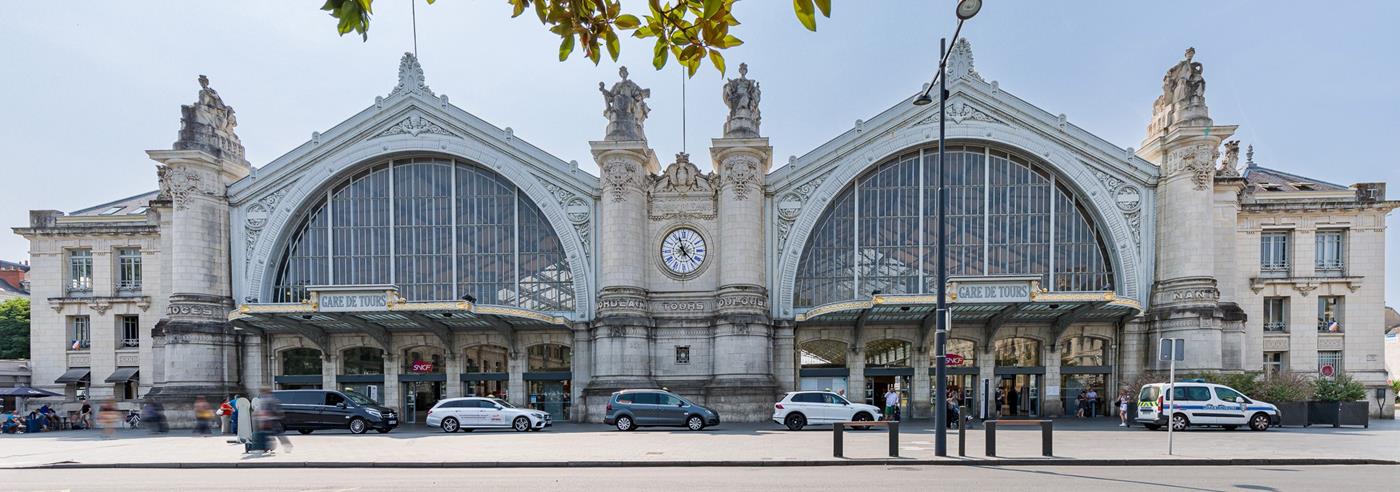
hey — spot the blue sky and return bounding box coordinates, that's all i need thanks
[1,0,1396,306]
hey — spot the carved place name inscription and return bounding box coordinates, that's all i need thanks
[1171,289,1218,301]
[319,293,389,312]
[955,283,1031,303]
[599,298,646,310]
[717,296,766,308]
[660,301,705,311]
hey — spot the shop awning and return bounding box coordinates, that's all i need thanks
[104,367,140,383]
[55,368,90,384]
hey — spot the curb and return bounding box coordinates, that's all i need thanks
[14,458,1397,469]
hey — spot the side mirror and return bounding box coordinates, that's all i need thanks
[495,405,504,410]
[1234,397,1245,404]
[336,402,347,408]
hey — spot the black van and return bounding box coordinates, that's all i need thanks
[271,389,398,434]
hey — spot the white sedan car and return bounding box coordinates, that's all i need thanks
[772,391,882,431]
[426,397,552,432]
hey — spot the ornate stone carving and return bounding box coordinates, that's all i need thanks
[599,66,651,141]
[653,153,715,195]
[388,52,435,98]
[722,63,762,138]
[909,100,1000,127]
[1166,143,1218,190]
[1217,140,1241,177]
[775,174,829,253]
[174,75,246,163]
[720,155,761,200]
[158,165,218,211]
[1147,47,1210,136]
[244,188,289,261]
[375,115,456,138]
[535,176,594,259]
[1090,168,1143,249]
[945,38,985,83]
[602,157,642,202]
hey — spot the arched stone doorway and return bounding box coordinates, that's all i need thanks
[797,339,850,396]
[276,348,322,390]
[525,343,572,420]
[338,346,385,404]
[864,338,913,418]
[993,337,1043,417]
[400,346,446,424]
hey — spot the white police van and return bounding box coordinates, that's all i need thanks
[1135,380,1281,431]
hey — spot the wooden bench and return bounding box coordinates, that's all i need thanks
[832,420,899,458]
[984,419,1053,457]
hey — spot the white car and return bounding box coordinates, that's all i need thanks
[425,397,552,433]
[1135,381,1281,431]
[772,391,882,431]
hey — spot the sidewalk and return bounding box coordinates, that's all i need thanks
[2,418,1396,468]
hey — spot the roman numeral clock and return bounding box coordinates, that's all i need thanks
[659,227,707,277]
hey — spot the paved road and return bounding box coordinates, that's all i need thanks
[1,418,1397,467]
[2,465,1396,491]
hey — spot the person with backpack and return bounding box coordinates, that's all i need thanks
[218,397,234,434]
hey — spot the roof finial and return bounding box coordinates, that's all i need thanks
[1246,144,1255,167]
[389,52,435,98]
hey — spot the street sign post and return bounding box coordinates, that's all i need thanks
[1159,338,1184,455]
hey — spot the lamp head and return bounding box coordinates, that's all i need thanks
[956,0,982,20]
[913,92,933,106]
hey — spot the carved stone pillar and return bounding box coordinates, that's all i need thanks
[321,353,337,392]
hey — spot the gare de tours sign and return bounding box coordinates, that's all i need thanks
[307,285,397,312]
[950,276,1036,303]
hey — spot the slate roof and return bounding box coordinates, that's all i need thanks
[69,190,159,217]
[1242,163,1348,193]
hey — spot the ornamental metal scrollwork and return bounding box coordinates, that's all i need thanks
[1090,168,1144,250]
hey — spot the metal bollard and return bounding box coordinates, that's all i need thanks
[833,422,844,457]
[888,421,899,457]
[985,420,997,457]
[1041,420,1053,457]
[958,405,968,456]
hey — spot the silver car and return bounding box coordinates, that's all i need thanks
[426,397,551,432]
[604,389,720,431]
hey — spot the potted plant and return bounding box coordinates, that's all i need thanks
[1310,374,1369,427]
[1257,371,1314,427]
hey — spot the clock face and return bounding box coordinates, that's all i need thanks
[660,228,707,275]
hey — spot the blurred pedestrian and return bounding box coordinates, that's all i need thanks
[252,387,292,454]
[1117,389,1132,427]
[79,399,92,430]
[883,388,900,421]
[99,400,119,439]
[218,397,234,434]
[1075,390,1088,418]
[193,397,214,436]
[1086,388,1099,418]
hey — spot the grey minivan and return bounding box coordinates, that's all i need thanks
[604,389,720,431]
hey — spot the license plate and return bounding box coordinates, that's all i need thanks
[387,420,397,425]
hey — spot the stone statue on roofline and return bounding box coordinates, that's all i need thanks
[1218,140,1241,177]
[599,66,651,141]
[722,63,762,138]
[174,75,246,163]
[1147,47,1211,136]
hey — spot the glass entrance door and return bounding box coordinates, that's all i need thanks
[528,380,571,420]
[865,375,912,420]
[403,381,443,425]
[996,374,1041,417]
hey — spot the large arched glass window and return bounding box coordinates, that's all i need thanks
[1060,336,1106,367]
[994,338,1042,367]
[463,345,510,373]
[793,145,1113,308]
[527,344,571,372]
[799,340,848,369]
[864,339,912,368]
[340,347,385,375]
[270,156,574,312]
[281,348,322,376]
[943,339,977,368]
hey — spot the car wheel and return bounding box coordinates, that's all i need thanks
[297,429,313,435]
[513,417,531,432]
[1249,413,1271,431]
[1170,414,1189,431]
[686,415,705,431]
[784,413,807,431]
[615,415,635,432]
[1222,425,1238,431]
[852,412,873,430]
[441,417,459,433]
[348,417,368,434]
[1143,424,1161,431]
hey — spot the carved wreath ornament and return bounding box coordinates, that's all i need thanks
[158,165,217,210]
[1167,143,1218,190]
[603,157,640,202]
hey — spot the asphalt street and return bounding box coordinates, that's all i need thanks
[2,465,1396,491]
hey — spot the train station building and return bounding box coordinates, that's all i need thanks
[16,41,1396,424]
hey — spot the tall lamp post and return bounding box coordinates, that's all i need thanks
[912,0,981,457]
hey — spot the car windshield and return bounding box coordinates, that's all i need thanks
[341,390,377,406]
[491,398,515,408]
[1138,386,1159,402]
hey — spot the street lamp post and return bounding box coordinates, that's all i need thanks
[913,0,981,458]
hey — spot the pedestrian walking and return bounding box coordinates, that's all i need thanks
[1116,389,1132,427]
[193,397,214,436]
[1086,388,1099,418]
[79,400,92,430]
[994,387,1005,418]
[1075,390,1088,418]
[1008,386,1021,416]
[99,400,119,439]
[250,387,292,455]
[883,388,900,421]
[218,397,234,434]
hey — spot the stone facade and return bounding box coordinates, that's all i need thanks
[15,45,1396,425]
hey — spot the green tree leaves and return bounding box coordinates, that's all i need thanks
[321,0,832,76]
[0,298,30,360]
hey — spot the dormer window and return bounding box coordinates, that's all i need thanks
[99,206,124,215]
[127,206,149,215]
[1258,183,1281,191]
[1289,182,1314,191]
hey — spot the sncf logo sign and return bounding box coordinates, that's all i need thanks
[410,360,434,373]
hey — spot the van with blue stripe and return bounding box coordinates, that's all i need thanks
[1135,381,1280,431]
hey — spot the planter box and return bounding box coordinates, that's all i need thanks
[1274,401,1309,427]
[1307,401,1340,426]
[1338,401,1369,428]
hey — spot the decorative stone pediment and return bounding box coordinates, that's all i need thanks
[374,114,458,139]
[652,152,715,196]
[908,100,1002,127]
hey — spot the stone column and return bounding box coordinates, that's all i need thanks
[508,354,527,407]
[846,346,866,405]
[444,351,462,399]
[911,351,931,420]
[145,149,250,427]
[321,353,337,392]
[978,347,996,417]
[570,324,593,422]
[770,322,796,393]
[382,352,401,413]
[240,331,264,397]
[1043,346,1063,417]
